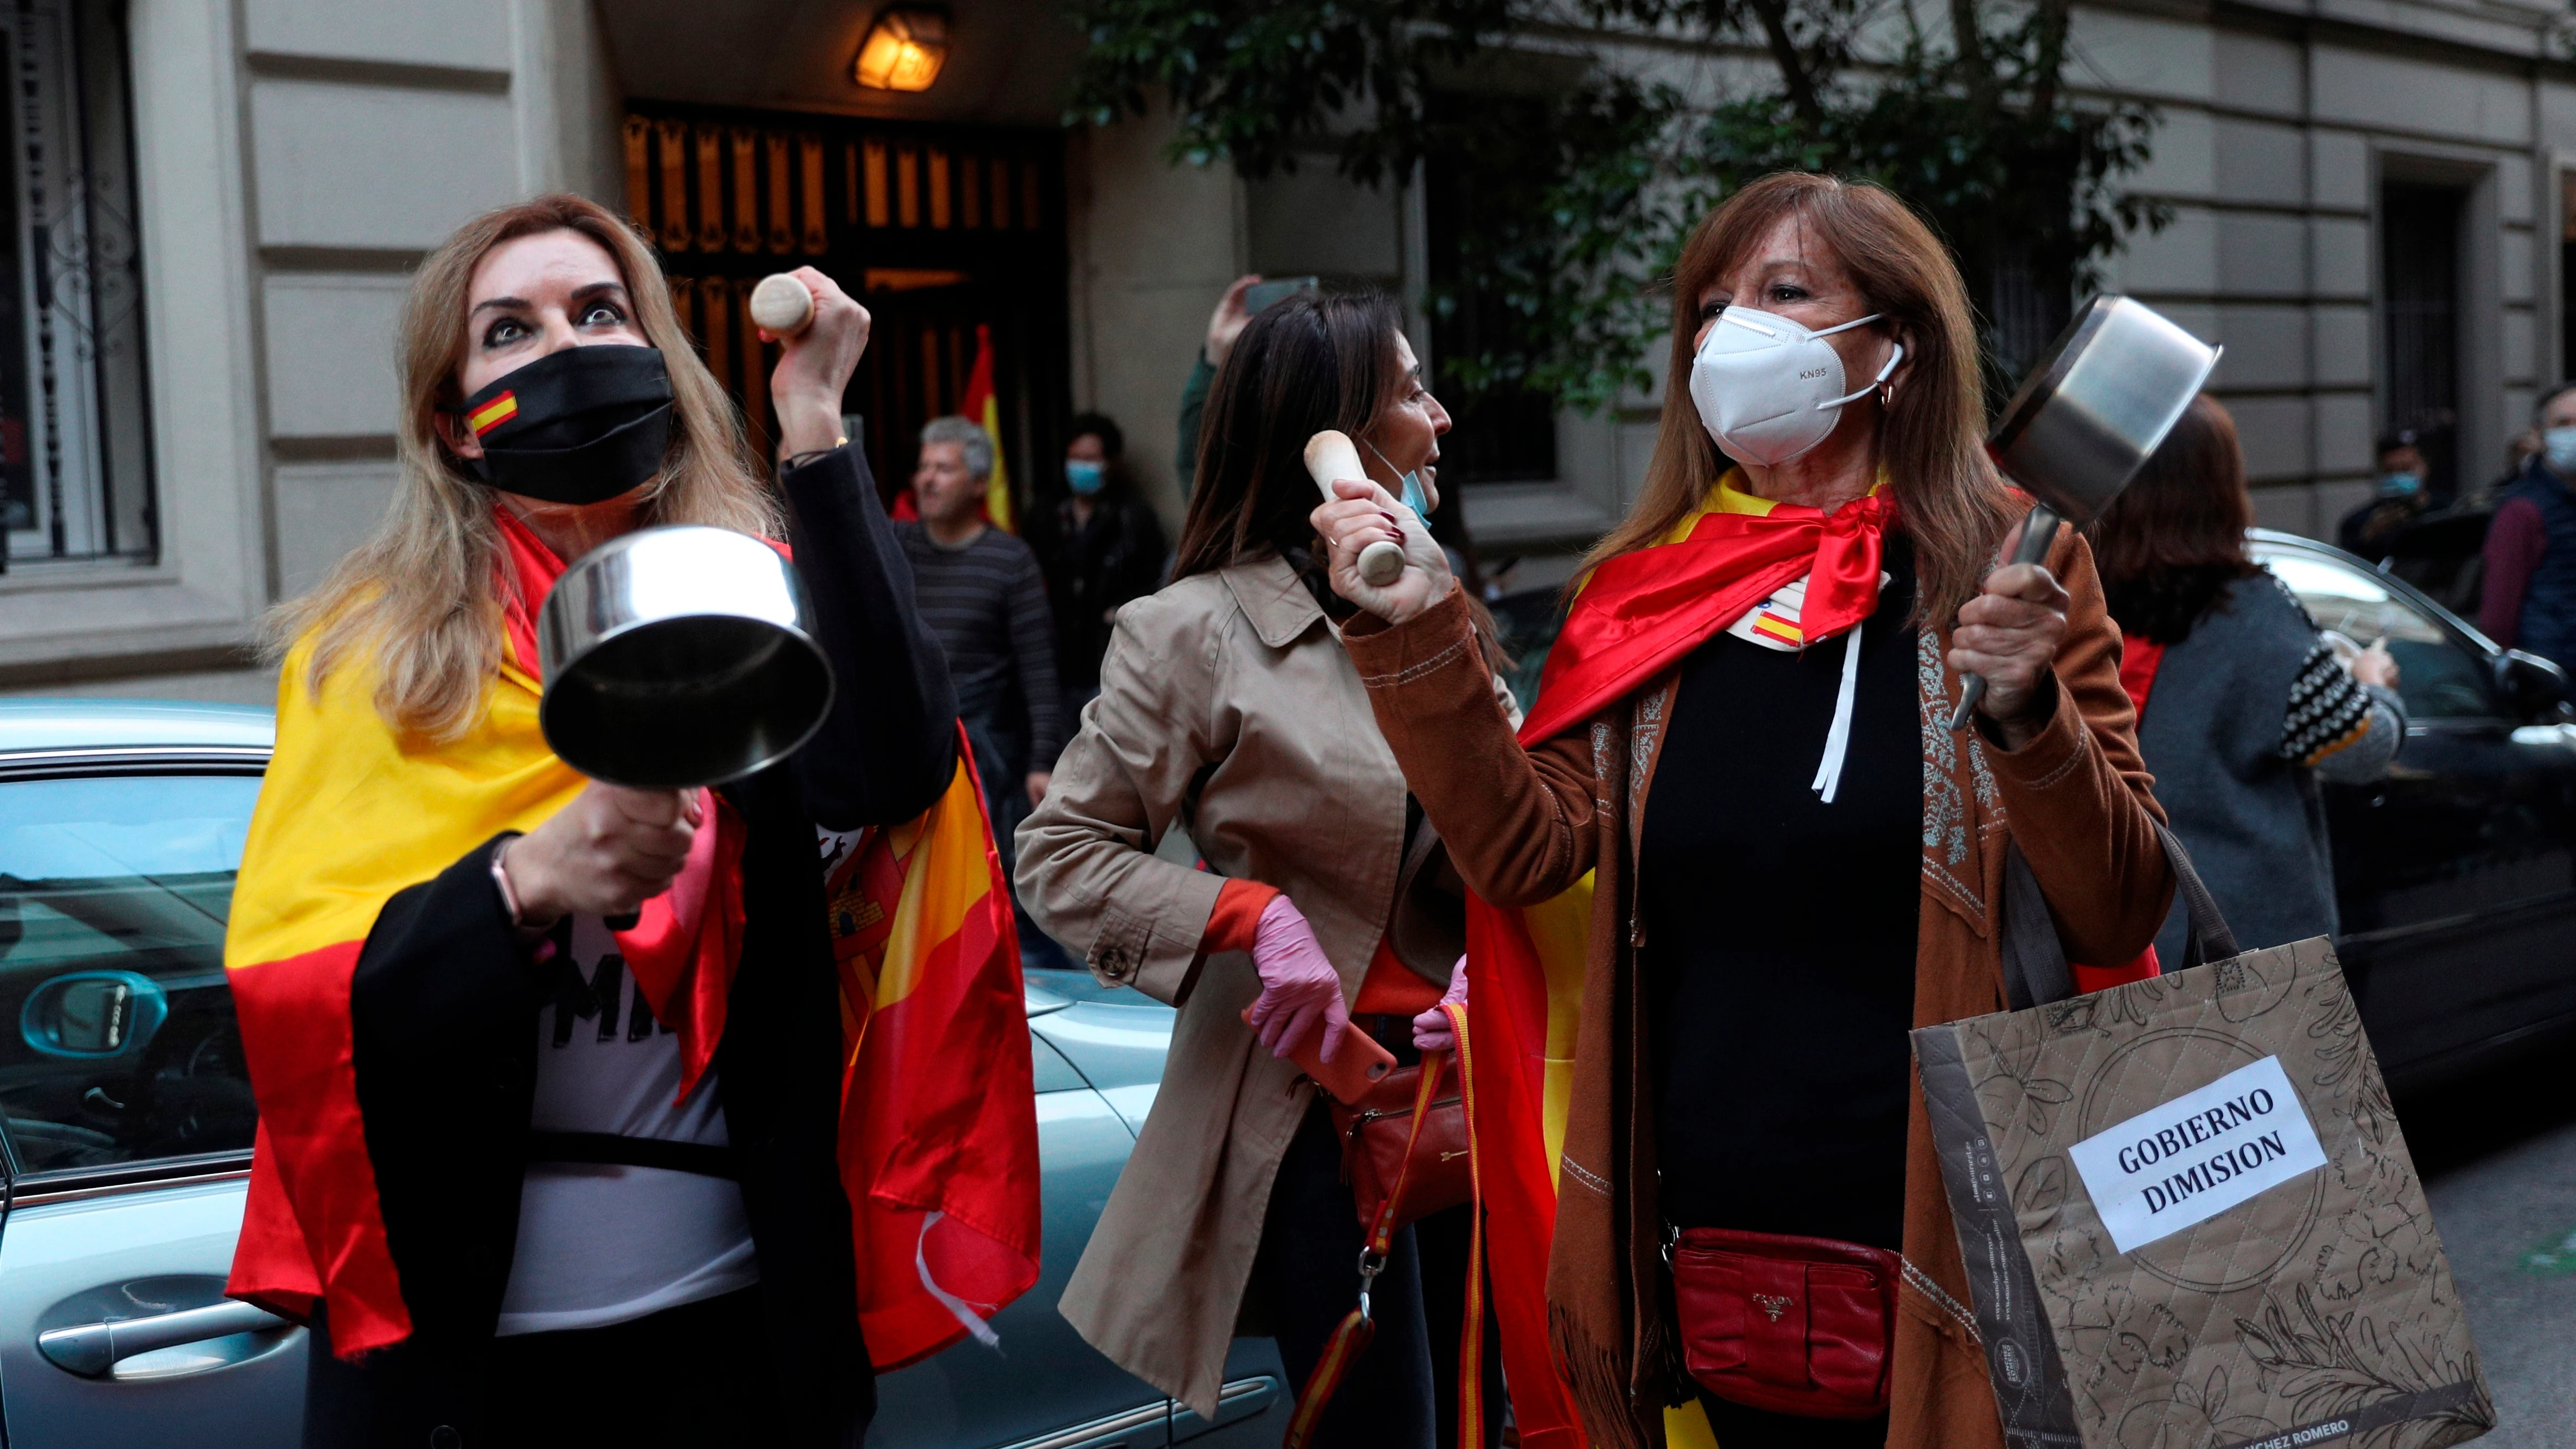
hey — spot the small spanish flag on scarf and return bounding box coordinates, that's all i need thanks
[223,508,1040,1368]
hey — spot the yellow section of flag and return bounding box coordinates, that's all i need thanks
[979,392,1013,534]
[228,630,581,976]
[867,759,992,1017]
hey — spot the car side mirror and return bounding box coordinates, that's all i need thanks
[22,970,166,1058]
[2494,649,2571,720]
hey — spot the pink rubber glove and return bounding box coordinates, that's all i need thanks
[1412,955,1469,1051]
[1245,894,1349,1064]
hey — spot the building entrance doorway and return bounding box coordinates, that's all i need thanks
[2381,179,2465,499]
[619,103,1069,515]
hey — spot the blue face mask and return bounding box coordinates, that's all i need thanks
[2378,471,2423,499]
[1363,438,1433,518]
[1065,459,1105,496]
[2547,427,2576,474]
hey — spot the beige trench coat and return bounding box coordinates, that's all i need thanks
[1015,552,1518,1416]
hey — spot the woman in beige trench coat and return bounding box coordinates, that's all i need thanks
[1016,290,1515,1448]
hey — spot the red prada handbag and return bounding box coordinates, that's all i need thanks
[1327,1055,1470,1232]
[1668,1226,1901,1419]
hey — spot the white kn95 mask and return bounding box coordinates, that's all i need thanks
[1689,305,1904,467]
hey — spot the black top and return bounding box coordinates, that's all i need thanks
[1036,490,1168,691]
[311,443,958,1447]
[1638,536,1922,1250]
[896,521,1065,771]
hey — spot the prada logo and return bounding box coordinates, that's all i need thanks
[1752,1293,1793,1322]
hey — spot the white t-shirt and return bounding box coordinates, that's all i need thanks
[494,915,760,1336]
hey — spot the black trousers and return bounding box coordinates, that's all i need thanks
[1691,1386,1891,1448]
[305,1287,791,1448]
[1251,1022,1502,1449]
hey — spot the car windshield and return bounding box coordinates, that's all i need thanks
[2257,550,2498,720]
[0,773,261,1173]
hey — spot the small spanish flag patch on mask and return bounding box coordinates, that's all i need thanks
[467,392,518,437]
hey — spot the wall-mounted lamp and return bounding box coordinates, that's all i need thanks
[854,6,949,92]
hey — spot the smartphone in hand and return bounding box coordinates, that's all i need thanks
[1242,1006,1396,1104]
[1244,275,1319,314]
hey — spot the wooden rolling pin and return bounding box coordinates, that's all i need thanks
[1303,430,1407,587]
[748,273,816,335]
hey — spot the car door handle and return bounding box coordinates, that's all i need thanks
[38,1299,288,1377]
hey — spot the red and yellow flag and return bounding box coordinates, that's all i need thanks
[962,323,1012,533]
[223,506,1037,1365]
[824,727,1041,1366]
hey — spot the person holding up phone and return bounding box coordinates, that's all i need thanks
[1018,289,1507,1449]
[1174,274,1317,498]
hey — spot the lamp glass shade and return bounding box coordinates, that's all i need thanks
[855,9,948,92]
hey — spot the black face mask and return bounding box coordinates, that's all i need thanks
[455,344,675,505]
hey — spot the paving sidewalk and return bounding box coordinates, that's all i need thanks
[2414,1062,2576,1448]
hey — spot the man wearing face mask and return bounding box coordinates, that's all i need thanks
[1036,412,1167,717]
[2481,383,2576,671]
[2336,427,2431,559]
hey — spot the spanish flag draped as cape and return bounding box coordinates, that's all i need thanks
[224,509,1040,1370]
[1463,480,1888,1449]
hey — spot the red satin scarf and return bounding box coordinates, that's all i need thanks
[1519,483,1893,746]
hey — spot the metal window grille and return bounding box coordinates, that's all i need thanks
[0,0,150,571]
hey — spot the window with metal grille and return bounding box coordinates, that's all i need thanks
[0,0,150,573]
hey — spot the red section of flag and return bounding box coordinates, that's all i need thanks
[1524,495,1891,746]
[1462,903,1587,1449]
[834,729,1042,1368]
[225,940,412,1353]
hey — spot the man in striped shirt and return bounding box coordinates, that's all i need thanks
[898,417,1065,870]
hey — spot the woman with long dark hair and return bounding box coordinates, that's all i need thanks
[1018,290,1504,1447]
[2091,393,2404,962]
[1310,172,2177,1449]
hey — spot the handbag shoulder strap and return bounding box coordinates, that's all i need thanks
[1999,821,2238,1011]
[1281,1046,1452,1449]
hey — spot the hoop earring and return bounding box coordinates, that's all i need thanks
[1877,380,1894,408]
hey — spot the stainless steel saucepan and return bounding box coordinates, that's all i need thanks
[538,524,835,788]
[1949,295,2222,730]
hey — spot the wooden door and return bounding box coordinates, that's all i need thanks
[619,105,1069,513]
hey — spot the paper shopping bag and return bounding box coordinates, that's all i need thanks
[1913,839,2494,1449]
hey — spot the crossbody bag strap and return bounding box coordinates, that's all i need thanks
[1282,1047,1452,1449]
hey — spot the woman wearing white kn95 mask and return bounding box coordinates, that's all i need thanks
[1311,172,2174,1449]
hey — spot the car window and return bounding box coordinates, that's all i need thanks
[0,773,262,1174]
[2257,551,2499,720]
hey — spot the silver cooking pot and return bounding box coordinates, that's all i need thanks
[537,524,835,788]
[1949,295,2222,729]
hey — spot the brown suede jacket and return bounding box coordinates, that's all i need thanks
[1340,523,2175,1449]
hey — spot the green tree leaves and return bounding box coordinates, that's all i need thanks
[1065,0,2170,413]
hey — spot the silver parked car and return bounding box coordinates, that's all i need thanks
[0,699,1285,1448]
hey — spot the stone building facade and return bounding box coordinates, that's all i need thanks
[4,0,2572,701]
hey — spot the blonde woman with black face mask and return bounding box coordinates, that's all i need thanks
[224,194,1017,1449]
